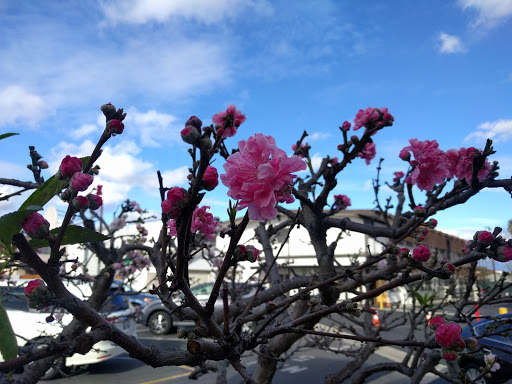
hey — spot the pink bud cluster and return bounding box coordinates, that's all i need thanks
[110,215,127,231]
[291,143,311,158]
[161,187,188,219]
[113,251,151,279]
[234,244,259,263]
[167,206,218,240]
[399,139,491,191]
[203,166,219,191]
[212,104,246,138]
[429,317,467,361]
[333,194,351,210]
[358,142,377,165]
[353,107,394,131]
[393,171,404,183]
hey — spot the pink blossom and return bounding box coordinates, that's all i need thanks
[446,147,491,184]
[220,133,307,221]
[72,173,94,192]
[413,245,430,262]
[435,322,462,348]
[186,116,202,130]
[131,200,142,213]
[399,149,410,161]
[403,138,449,191]
[24,280,44,296]
[429,316,446,329]
[59,155,82,177]
[108,119,124,134]
[333,194,351,210]
[353,107,394,131]
[191,206,218,240]
[110,217,126,231]
[22,212,50,238]
[341,121,351,131]
[166,220,177,236]
[212,257,223,268]
[359,142,376,165]
[212,104,246,138]
[161,187,188,218]
[503,246,512,261]
[97,185,103,196]
[181,125,201,145]
[203,166,219,191]
[478,231,494,244]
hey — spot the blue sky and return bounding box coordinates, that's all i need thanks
[0,0,511,247]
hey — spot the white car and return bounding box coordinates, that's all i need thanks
[0,283,137,380]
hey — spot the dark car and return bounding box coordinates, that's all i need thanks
[139,282,263,335]
[459,313,512,384]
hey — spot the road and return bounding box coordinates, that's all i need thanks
[50,318,451,384]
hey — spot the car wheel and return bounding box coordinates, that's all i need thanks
[24,338,65,380]
[464,363,487,384]
[148,311,172,335]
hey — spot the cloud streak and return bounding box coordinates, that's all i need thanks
[465,119,512,143]
[438,33,466,54]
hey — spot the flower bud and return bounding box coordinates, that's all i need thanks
[59,155,82,177]
[465,337,478,351]
[350,135,359,144]
[90,165,100,175]
[186,116,202,130]
[181,126,201,145]
[60,188,73,202]
[161,187,188,219]
[477,231,494,245]
[22,212,50,239]
[202,166,219,191]
[101,102,117,118]
[341,121,351,131]
[427,218,438,229]
[413,245,430,262]
[72,173,94,192]
[38,160,48,169]
[87,194,103,210]
[72,195,90,211]
[428,316,446,330]
[177,329,188,339]
[442,350,458,361]
[107,119,124,135]
[414,206,426,217]
[200,136,212,150]
[398,247,410,258]
[443,263,455,274]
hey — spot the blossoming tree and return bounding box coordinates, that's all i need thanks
[0,102,511,384]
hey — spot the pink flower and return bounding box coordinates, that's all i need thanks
[403,139,449,191]
[59,155,82,177]
[131,200,142,213]
[108,119,124,134]
[220,133,307,221]
[333,194,351,210]
[212,104,246,138]
[24,280,44,296]
[22,212,50,239]
[72,173,94,192]
[191,206,218,240]
[446,147,491,184]
[444,263,455,274]
[413,245,430,262]
[212,257,223,268]
[353,107,394,131]
[88,194,103,210]
[399,149,411,161]
[435,322,462,348]
[96,185,103,196]
[478,231,494,244]
[161,187,188,218]
[203,166,219,191]
[341,121,351,131]
[166,220,177,236]
[359,142,376,165]
[429,316,446,329]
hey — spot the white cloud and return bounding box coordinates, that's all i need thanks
[127,108,180,148]
[308,132,332,141]
[73,124,102,139]
[99,0,273,25]
[48,139,188,207]
[0,86,53,127]
[438,33,466,54]
[458,0,512,28]
[465,119,512,143]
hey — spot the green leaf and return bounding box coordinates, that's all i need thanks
[18,175,68,211]
[0,292,19,362]
[410,288,426,306]
[29,225,109,248]
[0,207,41,250]
[19,156,90,211]
[0,133,19,141]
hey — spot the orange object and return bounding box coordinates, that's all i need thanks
[475,305,480,322]
[373,314,381,327]
[426,311,432,325]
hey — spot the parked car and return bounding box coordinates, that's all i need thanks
[0,283,137,380]
[459,313,512,384]
[109,284,158,309]
[139,282,263,335]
